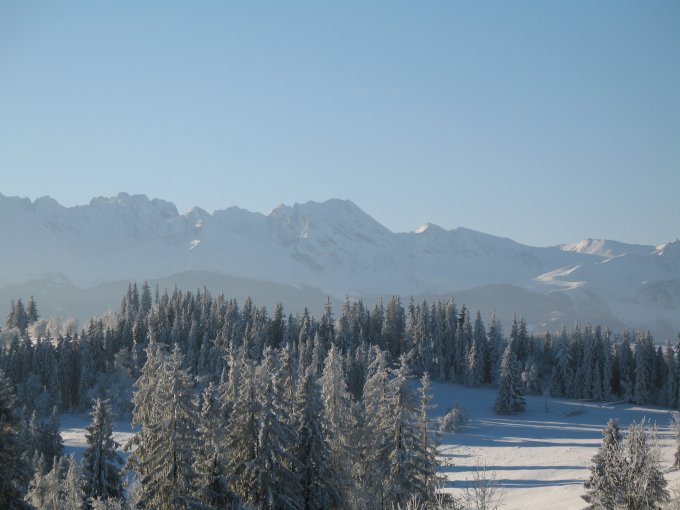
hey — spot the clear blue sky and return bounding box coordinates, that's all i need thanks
[1,1,678,246]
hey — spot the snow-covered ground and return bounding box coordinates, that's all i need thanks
[60,413,136,460]
[432,382,680,509]
[58,383,680,509]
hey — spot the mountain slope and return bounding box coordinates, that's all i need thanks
[1,192,678,339]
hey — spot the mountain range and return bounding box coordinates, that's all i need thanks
[1,192,678,340]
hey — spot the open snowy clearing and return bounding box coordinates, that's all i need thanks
[432,382,680,509]
[60,413,136,460]
[59,383,680,510]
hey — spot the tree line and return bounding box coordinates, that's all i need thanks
[2,285,679,417]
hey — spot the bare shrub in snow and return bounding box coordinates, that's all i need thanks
[440,404,469,433]
[462,462,504,510]
[394,492,461,509]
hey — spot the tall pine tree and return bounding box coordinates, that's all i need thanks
[494,344,525,415]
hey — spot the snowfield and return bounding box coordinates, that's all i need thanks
[432,382,680,509]
[58,383,680,509]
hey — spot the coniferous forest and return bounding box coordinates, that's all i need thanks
[1,283,680,509]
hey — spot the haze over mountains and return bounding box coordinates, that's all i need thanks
[1,192,678,340]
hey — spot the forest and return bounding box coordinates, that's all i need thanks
[1,284,679,509]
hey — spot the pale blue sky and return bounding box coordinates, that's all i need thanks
[1,1,678,246]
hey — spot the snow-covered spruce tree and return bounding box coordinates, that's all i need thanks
[386,356,436,508]
[0,369,28,509]
[124,338,164,502]
[417,372,438,502]
[223,355,259,503]
[41,406,64,469]
[62,453,85,510]
[126,342,199,509]
[550,328,572,397]
[494,344,525,415]
[193,382,231,509]
[582,418,623,510]
[619,420,668,509]
[293,366,341,509]
[251,347,302,509]
[26,454,65,510]
[662,340,677,408]
[225,348,301,509]
[633,332,660,406]
[454,308,471,384]
[583,418,669,509]
[360,347,392,509]
[319,343,355,502]
[26,454,48,509]
[82,398,123,503]
[486,312,504,387]
[464,340,482,388]
[671,412,680,469]
[472,310,488,384]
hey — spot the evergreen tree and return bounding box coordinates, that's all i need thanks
[27,296,39,324]
[193,382,230,509]
[223,356,259,504]
[494,344,525,415]
[619,420,668,509]
[82,399,123,503]
[550,332,572,397]
[26,454,49,509]
[42,406,64,467]
[486,312,504,387]
[583,418,669,509]
[360,348,392,509]
[634,334,655,405]
[62,454,85,510]
[126,342,198,509]
[26,455,64,510]
[465,312,486,388]
[671,412,680,469]
[0,369,28,509]
[251,348,302,509]
[417,373,438,502]
[319,344,356,504]
[582,418,623,510]
[385,357,433,507]
[293,367,341,510]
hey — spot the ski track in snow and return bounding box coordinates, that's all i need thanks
[59,383,680,509]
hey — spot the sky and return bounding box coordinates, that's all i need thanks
[0,1,678,247]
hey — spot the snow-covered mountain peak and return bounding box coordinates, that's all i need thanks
[88,192,178,219]
[267,199,392,246]
[655,240,680,259]
[414,223,446,235]
[560,238,654,258]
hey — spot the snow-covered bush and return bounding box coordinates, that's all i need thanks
[90,497,125,510]
[440,403,468,433]
[671,412,680,468]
